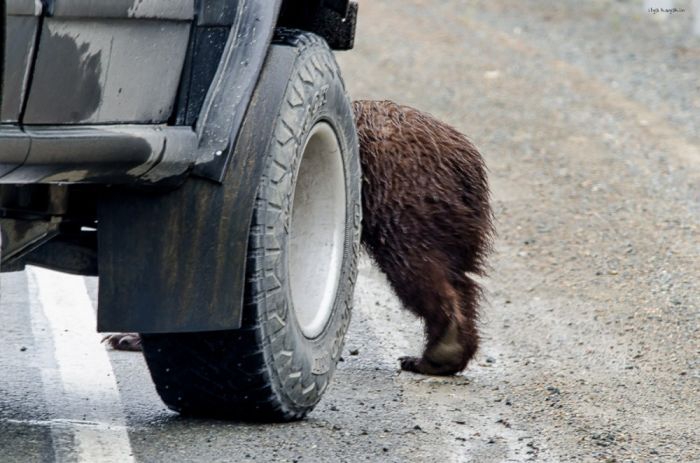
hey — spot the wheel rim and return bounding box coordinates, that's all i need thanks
[289,122,347,339]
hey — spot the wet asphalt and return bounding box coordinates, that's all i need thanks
[2,1,699,462]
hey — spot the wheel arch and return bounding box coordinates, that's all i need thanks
[96,35,302,333]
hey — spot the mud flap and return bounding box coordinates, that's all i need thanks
[96,43,297,333]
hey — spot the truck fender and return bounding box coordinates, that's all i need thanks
[96,41,299,333]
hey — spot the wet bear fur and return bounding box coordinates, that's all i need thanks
[105,100,495,376]
[353,100,494,375]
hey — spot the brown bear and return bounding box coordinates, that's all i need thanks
[352,100,494,374]
[105,100,494,376]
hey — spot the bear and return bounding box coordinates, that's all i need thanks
[104,100,494,376]
[351,100,494,374]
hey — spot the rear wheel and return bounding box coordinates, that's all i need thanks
[141,30,361,421]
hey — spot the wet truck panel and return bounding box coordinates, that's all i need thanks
[22,0,194,124]
[1,1,42,123]
[0,127,30,178]
[0,1,40,177]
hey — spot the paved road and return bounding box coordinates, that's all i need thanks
[2,1,699,461]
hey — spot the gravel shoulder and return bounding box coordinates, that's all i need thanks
[337,1,699,461]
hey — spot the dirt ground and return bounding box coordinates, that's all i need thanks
[336,0,699,461]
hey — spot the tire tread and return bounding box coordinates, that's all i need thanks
[141,29,360,421]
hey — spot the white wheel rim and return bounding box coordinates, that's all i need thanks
[289,122,346,339]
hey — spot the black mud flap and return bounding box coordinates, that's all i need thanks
[96,42,298,333]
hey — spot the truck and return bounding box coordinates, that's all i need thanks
[0,0,361,421]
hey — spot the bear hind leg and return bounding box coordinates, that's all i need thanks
[389,261,478,376]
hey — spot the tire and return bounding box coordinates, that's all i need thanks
[140,30,361,421]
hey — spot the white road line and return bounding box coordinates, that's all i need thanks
[28,267,135,463]
[5,418,129,432]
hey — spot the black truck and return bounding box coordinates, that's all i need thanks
[0,0,361,421]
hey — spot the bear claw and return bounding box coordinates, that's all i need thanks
[399,356,422,372]
[102,333,142,351]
